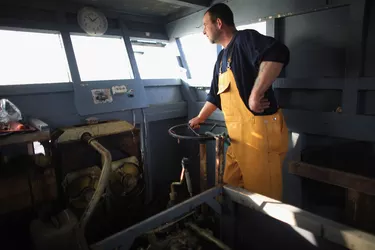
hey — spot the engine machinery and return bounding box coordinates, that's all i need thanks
[28,121,365,250]
[30,120,145,250]
[29,121,231,250]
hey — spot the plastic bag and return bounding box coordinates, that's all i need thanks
[0,99,22,124]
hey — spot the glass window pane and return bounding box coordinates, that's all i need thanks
[179,33,218,87]
[132,41,181,79]
[0,29,71,85]
[70,34,133,81]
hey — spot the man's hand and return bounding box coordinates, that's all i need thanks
[249,61,284,113]
[249,92,270,113]
[189,102,217,129]
[189,116,204,129]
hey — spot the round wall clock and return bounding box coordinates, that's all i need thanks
[77,7,108,36]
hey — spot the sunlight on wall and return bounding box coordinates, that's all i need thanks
[33,141,45,155]
[237,21,267,35]
[292,132,300,148]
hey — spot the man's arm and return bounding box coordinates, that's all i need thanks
[190,55,222,128]
[189,101,217,129]
[242,30,289,113]
[249,61,284,113]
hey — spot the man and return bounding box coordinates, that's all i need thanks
[189,3,289,200]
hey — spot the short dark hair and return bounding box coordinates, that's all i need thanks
[205,3,235,27]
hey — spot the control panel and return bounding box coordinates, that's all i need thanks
[73,79,148,116]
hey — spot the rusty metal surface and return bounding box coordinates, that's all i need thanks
[185,222,232,250]
[199,144,207,193]
[0,171,31,214]
[62,166,101,210]
[31,167,57,204]
[0,131,50,147]
[55,121,135,144]
[54,128,141,176]
[345,190,375,234]
[289,161,375,195]
[0,160,57,215]
[214,136,225,186]
[90,186,222,250]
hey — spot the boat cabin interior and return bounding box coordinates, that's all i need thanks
[1,0,375,249]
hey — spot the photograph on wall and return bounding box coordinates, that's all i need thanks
[91,88,113,104]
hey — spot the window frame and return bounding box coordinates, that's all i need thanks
[0,26,73,86]
[177,32,220,87]
[177,20,272,88]
[0,21,176,94]
[69,33,135,82]
[130,37,182,80]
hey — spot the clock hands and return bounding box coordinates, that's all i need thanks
[88,16,98,22]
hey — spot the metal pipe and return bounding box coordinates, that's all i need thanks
[199,143,207,192]
[185,222,232,250]
[182,157,193,197]
[131,109,136,128]
[204,131,226,186]
[215,136,225,186]
[140,108,151,203]
[79,133,112,231]
[185,169,193,197]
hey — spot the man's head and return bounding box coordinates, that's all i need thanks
[203,3,235,44]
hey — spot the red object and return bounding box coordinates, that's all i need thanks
[0,121,36,133]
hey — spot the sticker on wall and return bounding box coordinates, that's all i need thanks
[112,85,127,95]
[85,117,99,124]
[91,89,113,104]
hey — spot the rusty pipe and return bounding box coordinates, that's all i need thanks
[199,144,207,192]
[218,136,225,185]
[181,157,193,197]
[204,132,226,186]
[185,169,193,197]
[216,136,225,185]
[79,133,112,231]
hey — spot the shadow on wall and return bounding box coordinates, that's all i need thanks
[285,38,346,78]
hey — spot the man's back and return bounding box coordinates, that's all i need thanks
[207,29,290,115]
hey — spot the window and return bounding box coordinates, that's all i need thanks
[70,34,133,81]
[132,40,181,79]
[0,28,71,85]
[237,21,267,35]
[179,33,218,87]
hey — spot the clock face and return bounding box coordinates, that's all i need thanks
[77,7,108,36]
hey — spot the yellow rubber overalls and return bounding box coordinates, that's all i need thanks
[217,51,289,201]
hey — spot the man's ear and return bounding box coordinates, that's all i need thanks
[216,18,223,29]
